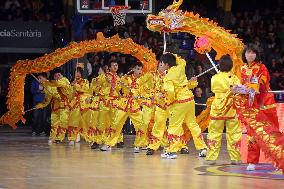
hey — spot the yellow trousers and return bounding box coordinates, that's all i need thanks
[180,124,191,150]
[167,100,207,153]
[97,105,123,144]
[67,108,82,141]
[82,109,99,143]
[148,107,169,150]
[97,105,113,144]
[50,109,69,141]
[139,106,155,147]
[105,109,142,147]
[206,119,242,161]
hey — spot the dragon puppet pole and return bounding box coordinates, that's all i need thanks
[24,107,37,113]
[163,32,167,53]
[195,103,206,106]
[267,90,284,94]
[195,64,219,78]
[205,52,219,73]
[30,73,53,94]
[31,73,40,83]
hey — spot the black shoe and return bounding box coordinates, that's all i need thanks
[180,148,189,154]
[91,142,99,149]
[55,140,60,144]
[146,149,154,155]
[117,142,124,148]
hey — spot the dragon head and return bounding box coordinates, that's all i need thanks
[146,0,184,33]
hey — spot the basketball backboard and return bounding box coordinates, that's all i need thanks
[76,0,153,14]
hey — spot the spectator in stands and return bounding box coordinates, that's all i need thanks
[143,36,153,49]
[195,64,210,96]
[118,55,129,74]
[55,14,70,46]
[252,9,261,23]
[88,54,101,76]
[4,0,20,10]
[87,21,97,39]
[138,25,149,44]
[194,87,207,116]
[124,25,136,39]
[109,53,117,62]
[152,37,162,54]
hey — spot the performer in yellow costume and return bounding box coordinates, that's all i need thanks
[98,60,123,150]
[205,55,242,165]
[68,67,91,145]
[180,80,203,154]
[35,76,60,144]
[160,53,207,159]
[87,67,104,149]
[146,61,198,155]
[38,69,72,143]
[102,62,144,153]
[135,69,158,150]
[146,61,170,155]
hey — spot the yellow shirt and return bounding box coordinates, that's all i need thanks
[70,78,90,111]
[151,70,168,109]
[100,72,121,98]
[42,78,71,111]
[210,72,240,119]
[96,72,121,109]
[137,71,156,107]
[163,56,194,104]
[89,75,103,110]
[54,77,73,101]
[43,77,73,101]
[36,86,58,109]
[115,75,141,113]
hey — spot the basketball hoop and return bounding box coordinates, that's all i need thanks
[109,6,130,26]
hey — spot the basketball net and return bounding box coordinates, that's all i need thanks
[110,6,130,26]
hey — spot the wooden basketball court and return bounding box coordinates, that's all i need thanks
[0,131,283,189]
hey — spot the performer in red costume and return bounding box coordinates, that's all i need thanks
[240,44,280,171]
